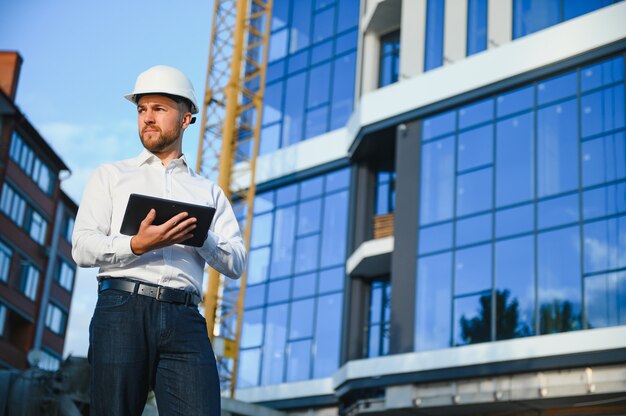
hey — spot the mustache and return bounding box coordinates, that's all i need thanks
[142,125,161,134]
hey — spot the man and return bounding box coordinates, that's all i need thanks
[72,65,246,416]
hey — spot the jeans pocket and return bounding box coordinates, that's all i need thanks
[96,289,133,309]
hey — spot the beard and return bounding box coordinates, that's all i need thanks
[139,124,182,153]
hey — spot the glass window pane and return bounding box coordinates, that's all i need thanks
[267,59,285,83]
[325,168,350,192]
[248,247,271,284]
[582,133,626,187]
[251,213,273,248]
[290,0,312,52]
[307,63,331,108]
[538,193,579,230]
[276,184,298,206]
[457,167,493,216]
[254,191,275,214]
[424,0,445,71]
[270,206,296,278]
[262,304,288,385]
[282,73,307,145]
[513,0,560,39]
[419,221,453,254]
[416,252,452,351]
[272,0,290,30]
[564,0,615,20]
[455,243,492,296]
[241,308,264,348]
[289,299,315,338]
[337,0,359,32]
[300,176,324,199]
[423,111,455,140]
[263,81,284,125]
[320,190,349,267]
[288,50,308,74]
[582,182,626,220]
[454,292,491,345]
[304,105,329,138]
[585,272,626,329]
[497,86,534,118]
[294,234,319,274]
[330,52,356,130]
[458,124,493,171]
[297,198,322,236]
[318,266,344,293]
[581,56,624,92]
[313,7,335,43]
[496,203,534,238]
[260,124,281,155]
[456,213,492,247]
[336,29,358,54]
[420,136,455,224]
[238,348,261,387]
[537,99,579,197]
[311,40,333,64]
[581,85,625,138]
[538,226,582,334]
[269,29,289,61]
[537,71,577,105]
[459,99,493,129]
[293,272,316,298]
[268,278,291,303]
[313,293,342,377]
[467,0,487,56]
[584,216,626,274]
[244,284,266,309]
[495,235,535,339]
[286,339,312,381]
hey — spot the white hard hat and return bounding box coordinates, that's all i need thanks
[124,65,199,114]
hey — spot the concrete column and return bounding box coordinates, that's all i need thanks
[444,0,468,64]
[360,31,381,95]
[488,0,512,48]
[389,120,421,354]
[400,0,427,79]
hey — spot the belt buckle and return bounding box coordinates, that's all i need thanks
[156,286,165,301]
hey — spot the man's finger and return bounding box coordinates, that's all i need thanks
[141,209,156,227]
[168,211,190,228]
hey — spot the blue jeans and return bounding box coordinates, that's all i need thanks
[88,288,220,416]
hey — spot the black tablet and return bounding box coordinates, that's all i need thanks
[120,193,216,247]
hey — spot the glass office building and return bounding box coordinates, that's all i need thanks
[236,1,626,414]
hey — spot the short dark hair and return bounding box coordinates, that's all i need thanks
[136,93,192,113]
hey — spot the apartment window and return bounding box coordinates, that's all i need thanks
[45,303,68,336]
[260,0,359,154]
[56,259,75,292]
[0,241,12,283]
[367,279,391,358]
[21,262,40,301]
[238,168,350,387]
[424,0,445,72]
[62,216,75,244]
[513,0,622,39]
[9,132,55,195]
[379,30,400,87]
[0,183,27,226]
[28,211,48,245]
[38,349,61,371]
[0,303,6,337]
[1,183,49,245]
[467,0,487,56]
[375,171,396,215]
[416,53,626,352]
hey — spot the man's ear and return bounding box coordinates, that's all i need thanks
[181,112,193,129]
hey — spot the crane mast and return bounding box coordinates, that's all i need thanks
[195,0,273,397]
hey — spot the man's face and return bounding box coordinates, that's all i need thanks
[137,94,189,153]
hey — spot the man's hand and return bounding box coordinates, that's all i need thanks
[130,209,197,255]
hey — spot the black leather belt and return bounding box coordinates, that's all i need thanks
[99,279,201,306]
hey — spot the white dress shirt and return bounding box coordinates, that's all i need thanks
[72,149,246,296]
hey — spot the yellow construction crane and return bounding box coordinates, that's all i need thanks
[195,0,273,397]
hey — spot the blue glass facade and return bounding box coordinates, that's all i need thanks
[379,30,400,87]
[424,0,445,72]
[416,54,626,351]
[261,0,359,154]
[367,280,391,357]
[467,0,487,56]
[239,168,350,387]
[513,0,622,39]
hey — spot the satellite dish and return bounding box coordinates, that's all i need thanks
[27,349,42,367]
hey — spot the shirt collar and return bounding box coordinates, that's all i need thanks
[134,148,194,175]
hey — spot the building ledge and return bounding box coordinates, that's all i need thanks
[363,0,401,34]
[346,236,393,276]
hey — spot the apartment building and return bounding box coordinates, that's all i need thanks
[0,51,78,371]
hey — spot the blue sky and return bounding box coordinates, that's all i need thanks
[0,0,214,358]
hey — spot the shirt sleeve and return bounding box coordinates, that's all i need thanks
[71,165,140,268]
[195,185,247,279]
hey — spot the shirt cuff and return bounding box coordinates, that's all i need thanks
[116,235,140,266]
